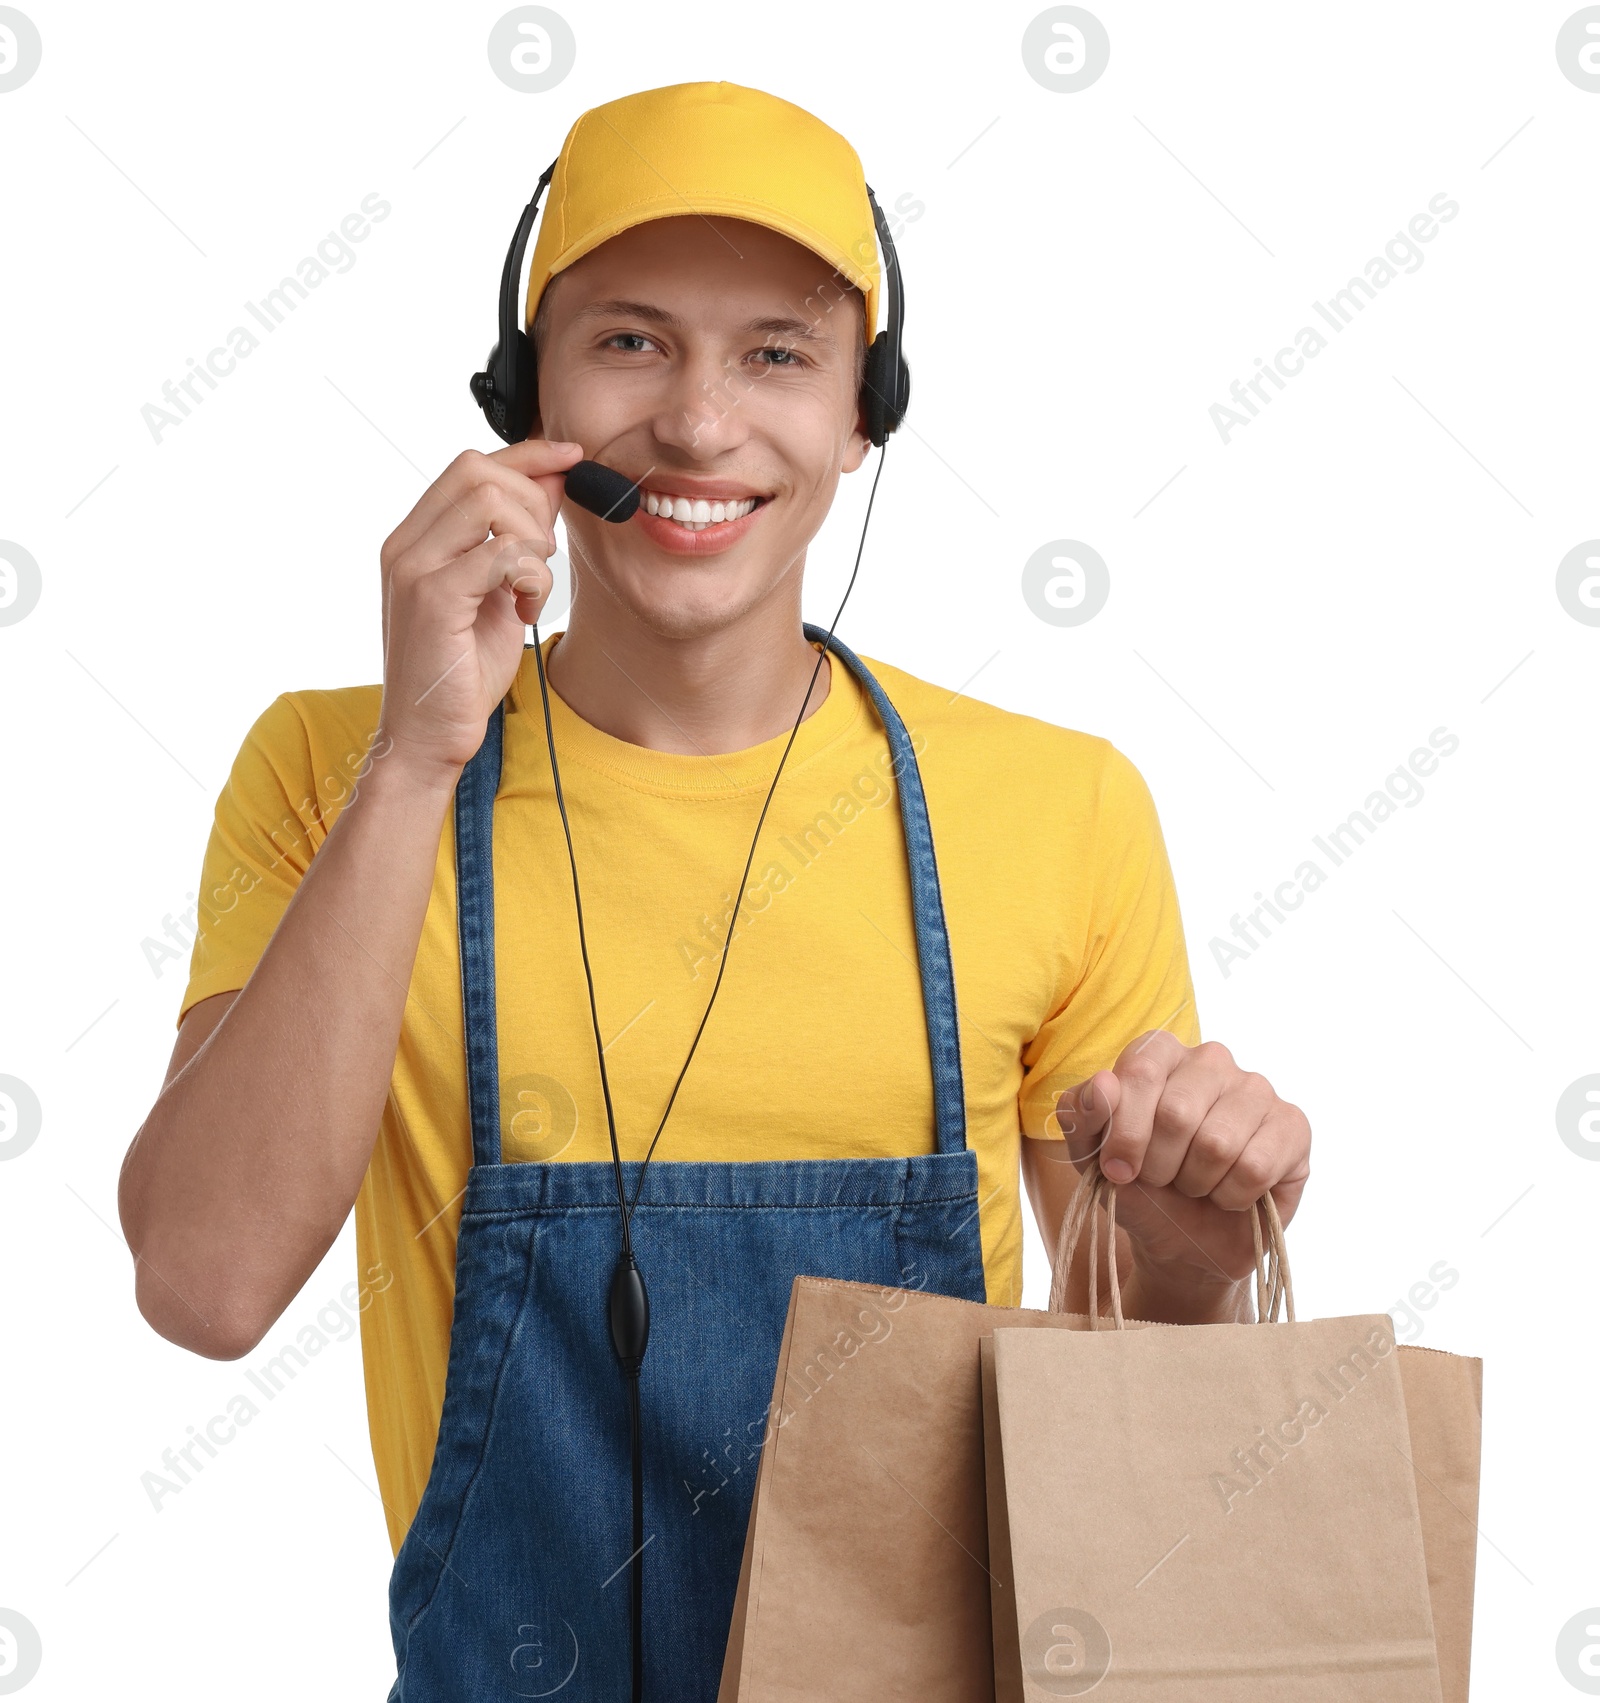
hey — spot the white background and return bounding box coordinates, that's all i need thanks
[1,1,1596,1696]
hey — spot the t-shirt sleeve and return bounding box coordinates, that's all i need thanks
[177,694,327,1027]
[1018,742,1201,1138]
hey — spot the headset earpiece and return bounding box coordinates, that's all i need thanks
[861,186,910,447]
[471,162,557,445]
[470,327,539,444]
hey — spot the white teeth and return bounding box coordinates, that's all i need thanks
[643,492,759,526]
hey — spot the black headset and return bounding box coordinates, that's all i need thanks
[470,159,910,446]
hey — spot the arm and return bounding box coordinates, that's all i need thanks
[117,439,583,1359]
[1014,743,1309,1325]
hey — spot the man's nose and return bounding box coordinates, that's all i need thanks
[648,347,756,459]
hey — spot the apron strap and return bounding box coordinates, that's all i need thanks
[455,697,506,1168]
[803,626,969,1157]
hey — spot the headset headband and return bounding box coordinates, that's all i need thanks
[470,159,909,447]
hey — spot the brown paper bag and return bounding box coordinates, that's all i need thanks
[982,1165,1481,1701]
[715,1275,1130,1701]
[718,1181,1481,1702]
[1391,1343,1484,1703]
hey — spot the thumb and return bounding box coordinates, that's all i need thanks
[1055,1069,1121,1172]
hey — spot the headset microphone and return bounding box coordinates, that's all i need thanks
[563,459,641,523]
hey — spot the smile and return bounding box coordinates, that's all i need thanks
[641,489,764,532]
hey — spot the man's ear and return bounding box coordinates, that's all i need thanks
[842,411,872,473]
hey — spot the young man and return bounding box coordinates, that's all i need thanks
[119,82,1310,1698]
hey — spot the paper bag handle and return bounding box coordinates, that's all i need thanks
[1045,1155,1295,1328]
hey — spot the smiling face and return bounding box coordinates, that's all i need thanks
[531,215,871,641]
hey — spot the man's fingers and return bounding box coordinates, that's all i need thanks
[1210,1103,1312,1215]
[1096,1029,1189,1183]
[430,530,553,612]
[392,486,552,593]
[383,441,583,564]
[1167,1073,1276,1199]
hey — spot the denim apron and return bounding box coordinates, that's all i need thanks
[387,629,989,1701]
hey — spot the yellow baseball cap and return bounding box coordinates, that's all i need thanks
[523,81,882,344]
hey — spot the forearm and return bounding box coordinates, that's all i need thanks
[119,749,460,1357]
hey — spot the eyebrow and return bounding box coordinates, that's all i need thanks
[569,298,830,342]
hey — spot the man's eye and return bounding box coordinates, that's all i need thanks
[605,332,657,354]
[754,347,802,367]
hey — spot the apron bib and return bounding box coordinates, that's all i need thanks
[387,630,988,1700]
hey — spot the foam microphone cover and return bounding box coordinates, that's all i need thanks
[564,459,641,523]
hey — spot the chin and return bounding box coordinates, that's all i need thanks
[620,572,777,643]
[576,534,804,644]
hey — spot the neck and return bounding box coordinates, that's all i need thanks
[544,588,832,758]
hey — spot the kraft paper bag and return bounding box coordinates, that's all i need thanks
[715,1274,1138,1702]
[982,1163,1482,1702]
[1391,1344,1484,1703]
[718,1174,1481,1703]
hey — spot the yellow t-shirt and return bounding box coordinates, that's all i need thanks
[180,634,1200,1552]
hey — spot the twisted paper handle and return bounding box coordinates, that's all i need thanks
[1046,1154,1295,1327]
